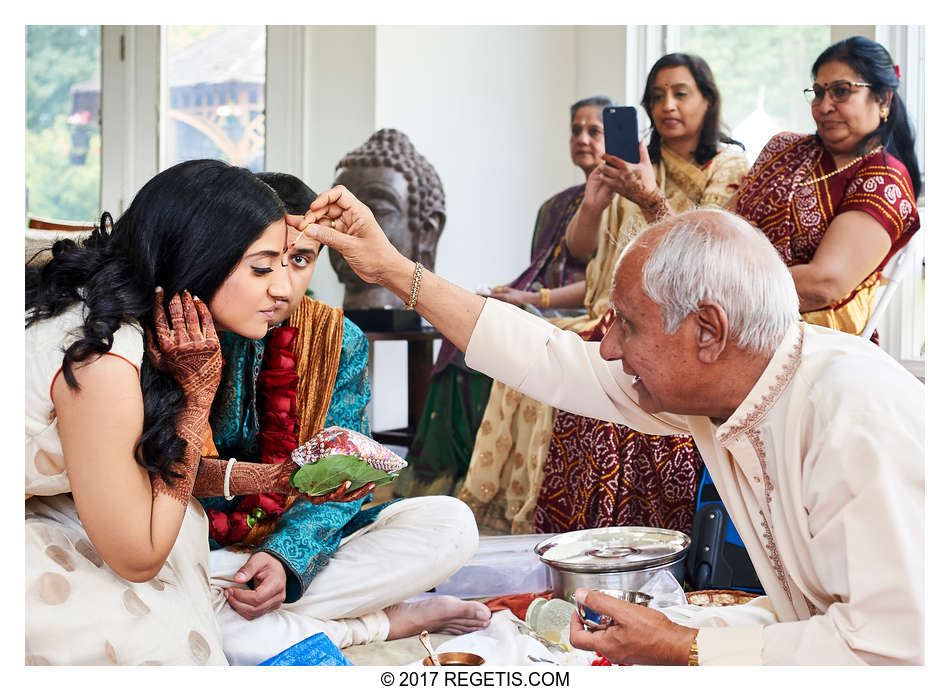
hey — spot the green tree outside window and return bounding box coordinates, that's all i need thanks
[26,25,101,223]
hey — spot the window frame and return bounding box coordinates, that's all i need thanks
[100,26,160,218]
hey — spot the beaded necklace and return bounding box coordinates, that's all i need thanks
[784,145,884,229]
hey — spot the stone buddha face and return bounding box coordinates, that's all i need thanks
[329,164,445,310]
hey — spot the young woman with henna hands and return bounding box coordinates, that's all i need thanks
[25,159,367,666]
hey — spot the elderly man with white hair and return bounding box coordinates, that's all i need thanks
[295,188,924,666]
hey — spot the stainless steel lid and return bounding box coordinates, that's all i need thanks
[534,526,690,573]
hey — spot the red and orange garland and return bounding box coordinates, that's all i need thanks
[207,326,300,546]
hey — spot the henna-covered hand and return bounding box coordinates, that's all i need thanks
[600,151,672,223]
[147,288,222,403]
[599,141,671,222]
[273,458,377,505]
[192,456,376,505]
[147,288,223,504]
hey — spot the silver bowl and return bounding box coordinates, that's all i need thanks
[535,526,690,601]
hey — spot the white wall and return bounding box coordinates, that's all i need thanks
[300,26,377,312]
[376,26,583,290]
[575,25,628,112]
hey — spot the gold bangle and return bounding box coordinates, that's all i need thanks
[540,288,551,309]
[687,632,699,666]
[404,262,424,310]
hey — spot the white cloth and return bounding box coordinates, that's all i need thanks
[412,610,597,666]
[465,299,924,665]
[210,495,479,665]
[25,304,227,665]
[659,597,779,630]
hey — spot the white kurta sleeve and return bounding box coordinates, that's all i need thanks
[465,298,689,436]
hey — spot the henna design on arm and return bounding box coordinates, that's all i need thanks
[147,289,223,505]
[192,457,281,498]
[639,187,673,223]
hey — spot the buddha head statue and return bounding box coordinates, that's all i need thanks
[329,128,446,310]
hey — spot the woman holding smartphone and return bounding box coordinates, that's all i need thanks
[458,54,748,536]
[531,52,749,535]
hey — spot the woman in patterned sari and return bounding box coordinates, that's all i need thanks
[462,54,749,535]
[398,96,612,498]
[26,161,316,665]
[728,36,921,337]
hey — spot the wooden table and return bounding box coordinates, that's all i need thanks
[364,327,441,447]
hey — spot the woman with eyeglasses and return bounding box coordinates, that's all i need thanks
[727,35,921,336]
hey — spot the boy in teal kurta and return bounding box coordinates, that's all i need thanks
[200,172,391,607]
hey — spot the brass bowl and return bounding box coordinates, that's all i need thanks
[423,652,485,666]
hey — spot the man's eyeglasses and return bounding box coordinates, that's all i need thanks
[803,80,873,105]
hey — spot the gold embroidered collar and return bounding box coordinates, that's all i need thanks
[717,322,805,445]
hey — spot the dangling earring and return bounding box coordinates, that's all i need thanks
[880,105,890,123]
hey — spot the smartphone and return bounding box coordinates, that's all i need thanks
[603,106,640,164]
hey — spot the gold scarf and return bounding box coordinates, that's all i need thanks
[288,296,346,442]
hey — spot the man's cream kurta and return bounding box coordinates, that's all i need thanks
[466,299,924,665]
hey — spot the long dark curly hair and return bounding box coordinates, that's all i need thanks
[26,159,285,483]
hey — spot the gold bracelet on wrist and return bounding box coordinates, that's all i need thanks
[404,262,424,310]
[540,288,551,309]
[687,632,699,666]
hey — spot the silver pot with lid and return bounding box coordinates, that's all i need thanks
[534,526,690,601]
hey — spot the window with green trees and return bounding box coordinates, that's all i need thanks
[677,25,831,163]
[26,26,102,223]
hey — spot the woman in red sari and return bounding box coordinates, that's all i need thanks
[729,35,921,336]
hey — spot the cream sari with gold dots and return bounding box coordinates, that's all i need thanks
[25,304,227,665]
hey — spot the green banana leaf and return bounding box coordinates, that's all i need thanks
[289,454,397,497]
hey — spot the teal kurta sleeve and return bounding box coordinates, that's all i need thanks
[258,497,369,602]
